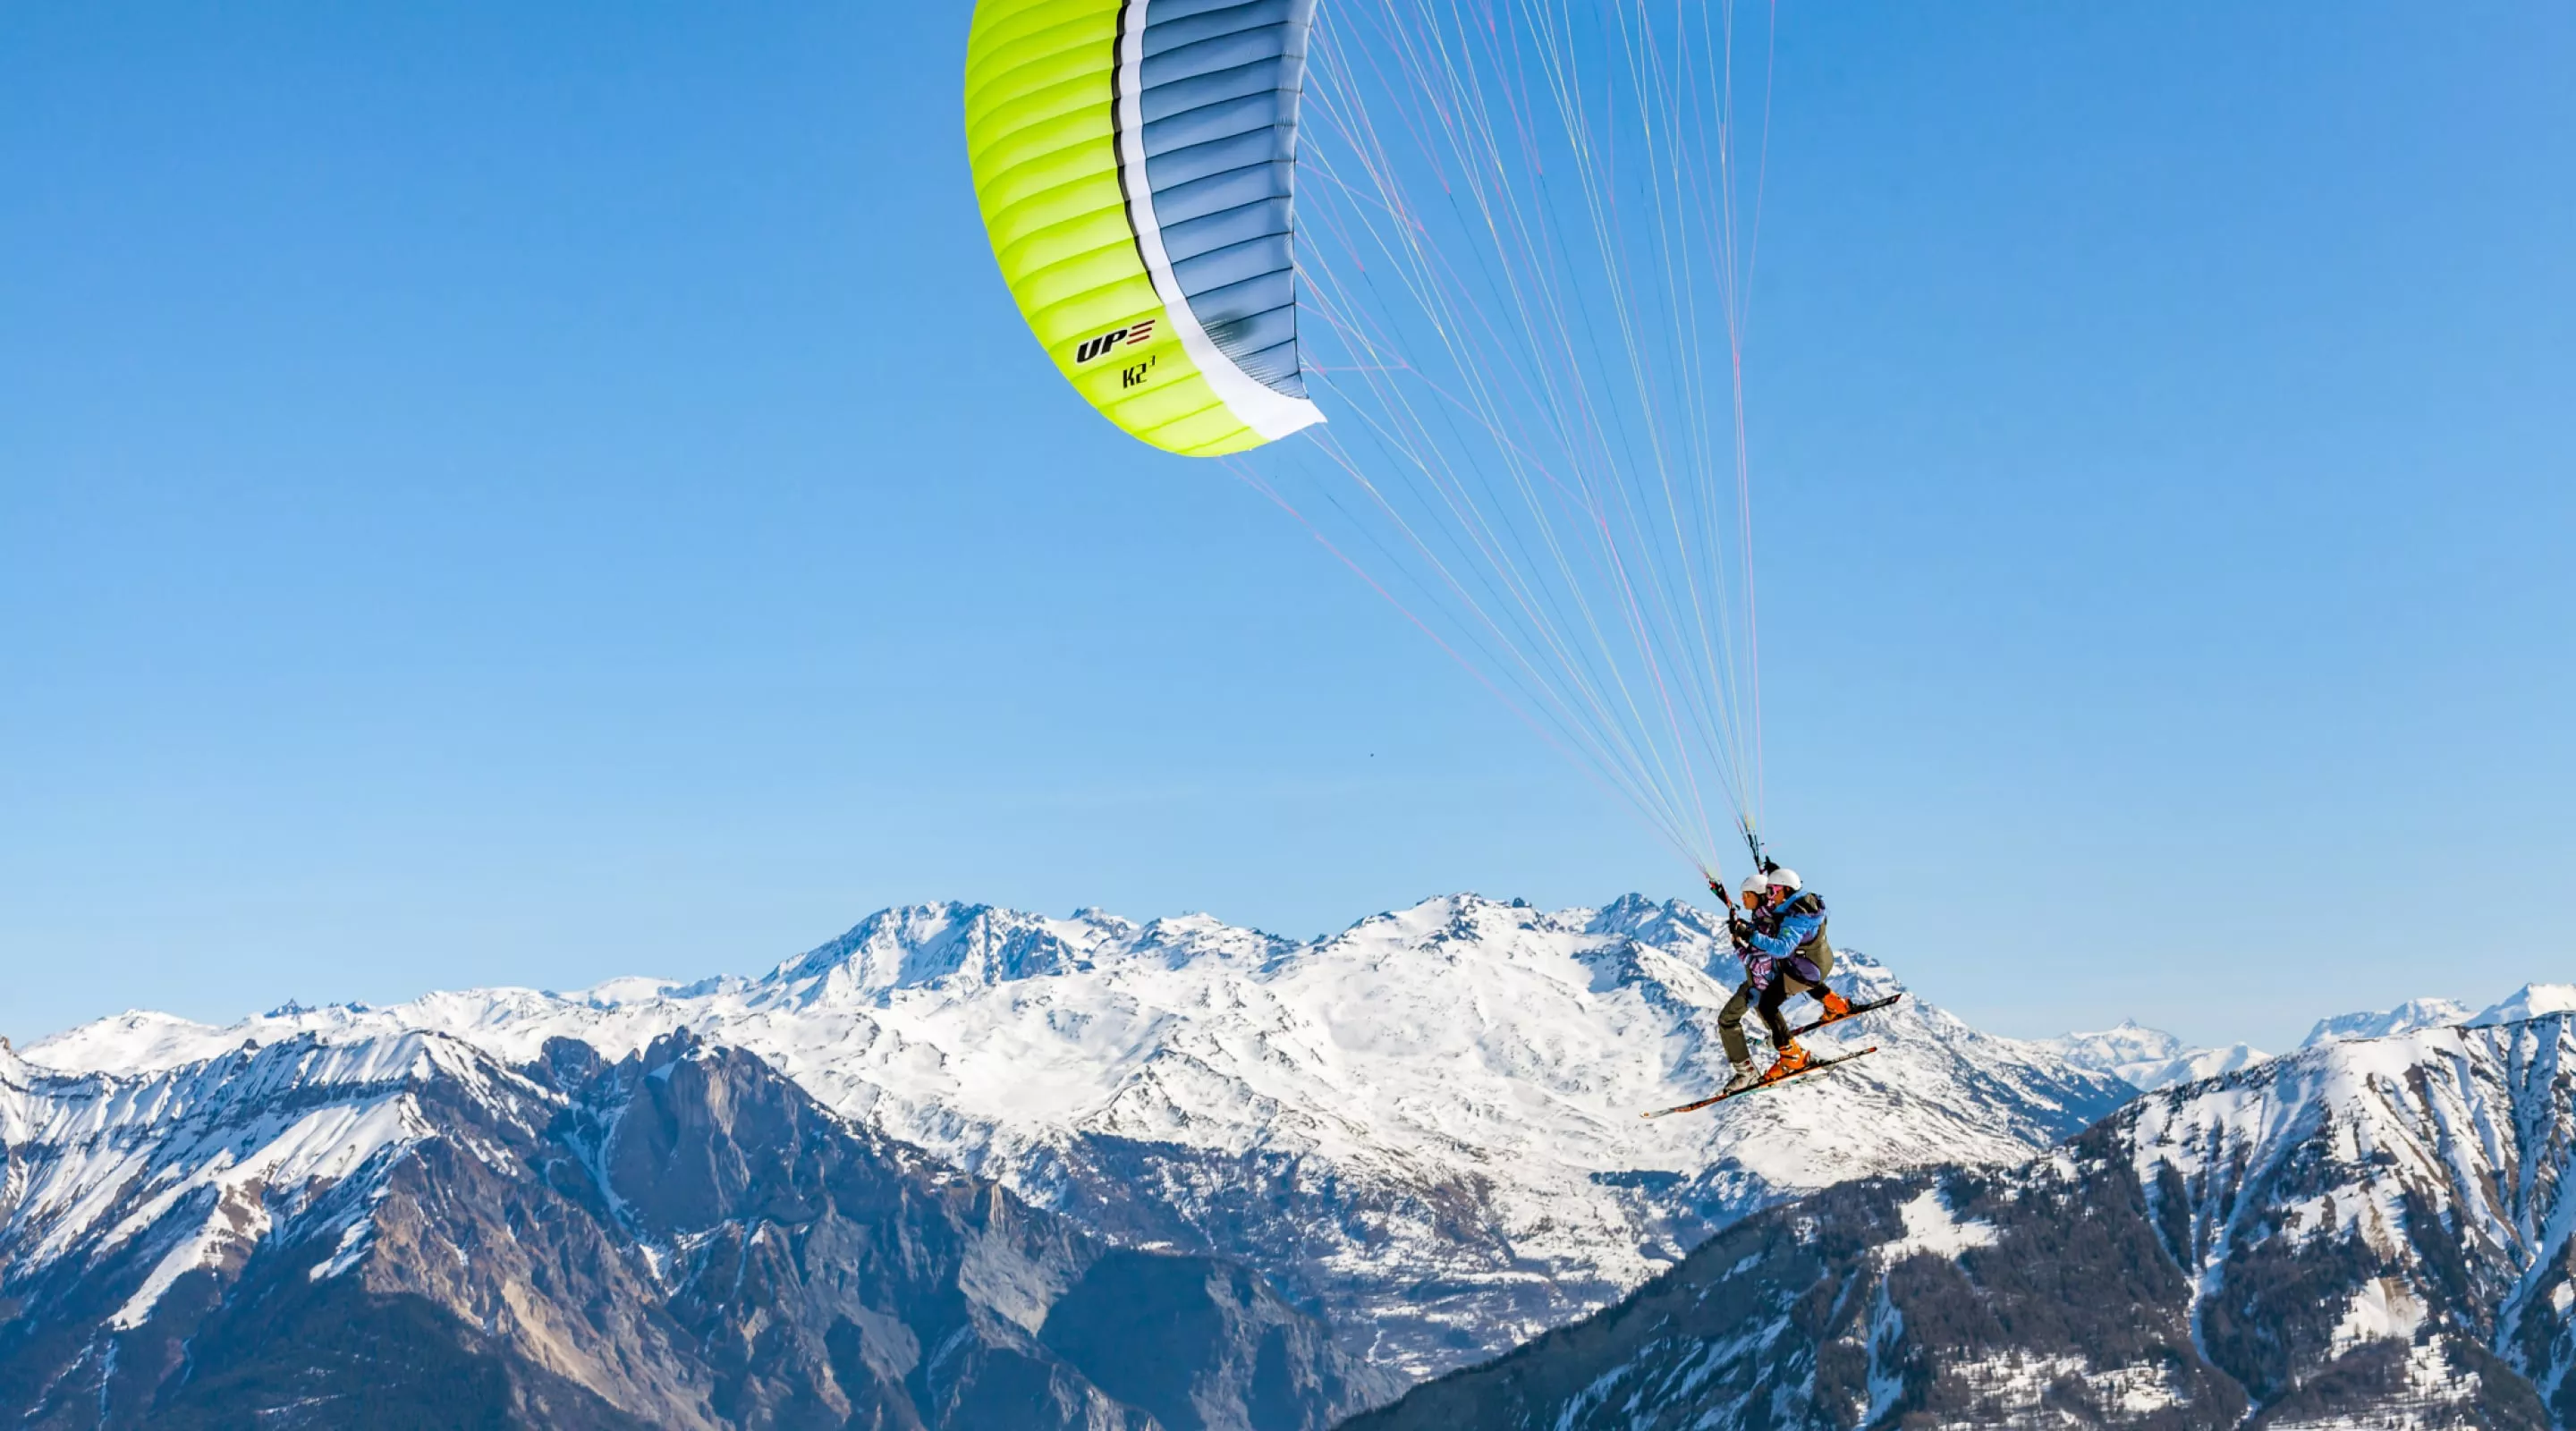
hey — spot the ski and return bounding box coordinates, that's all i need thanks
[1784,992,1904,1041]
[1640,1047,1880,1119]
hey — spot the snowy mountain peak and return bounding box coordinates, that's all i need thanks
[1585,892,1724,947]
[1591,890,1664,925]
[2301,995,2475,1046]
[767,900,1308,1002]
[1335,889,1501,939]
[2043,1020,2267,1092]
[2473,981,2576,1026]
[1124,910,1298,966]
[768,901,1103,997]
[564,974,690,1007]
[2054,1020,2186,1063]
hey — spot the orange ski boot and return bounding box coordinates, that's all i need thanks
[1816,989,1852,1023]
[1761,1043,1811,1083]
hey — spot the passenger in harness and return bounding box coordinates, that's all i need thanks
[1708,865,1849,1095]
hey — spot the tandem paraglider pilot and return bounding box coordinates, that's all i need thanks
[1711,866,1849,1096]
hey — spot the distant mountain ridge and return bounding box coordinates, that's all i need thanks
[23,894,2139,1376]
[2300,986,2576,1048]
[2042,1019,2268,1092]
[2304,997,2478,1047]
[2038,982,2576,1089]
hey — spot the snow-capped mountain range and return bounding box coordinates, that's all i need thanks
[12,893,2564,1399]
[19,894,2138,1377]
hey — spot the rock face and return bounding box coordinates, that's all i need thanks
[1348,1012,2576,1430]
[0,1031,1399,1429]
[25,895,2139,1376]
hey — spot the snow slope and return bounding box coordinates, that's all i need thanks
[26,894,2136,1376]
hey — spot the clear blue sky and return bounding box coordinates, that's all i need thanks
[4,4,2569,1054]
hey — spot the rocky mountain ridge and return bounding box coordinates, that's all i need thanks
[1350,1011,2576,1430]
[0,1027,1397,1428]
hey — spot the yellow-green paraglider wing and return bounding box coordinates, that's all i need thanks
[965,0,1324,456]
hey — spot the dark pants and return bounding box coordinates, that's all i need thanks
[1719,972,1824,1064]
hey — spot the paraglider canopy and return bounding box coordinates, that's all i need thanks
[965,0,1325,456]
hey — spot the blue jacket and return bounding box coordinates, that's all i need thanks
[1734,891,1828,986]
[1745,892,1826,961]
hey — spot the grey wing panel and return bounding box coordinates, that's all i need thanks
[1135,0,1316,399]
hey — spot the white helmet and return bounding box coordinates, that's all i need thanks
[1737,873,1768,897]
[1765,867,1803,892]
